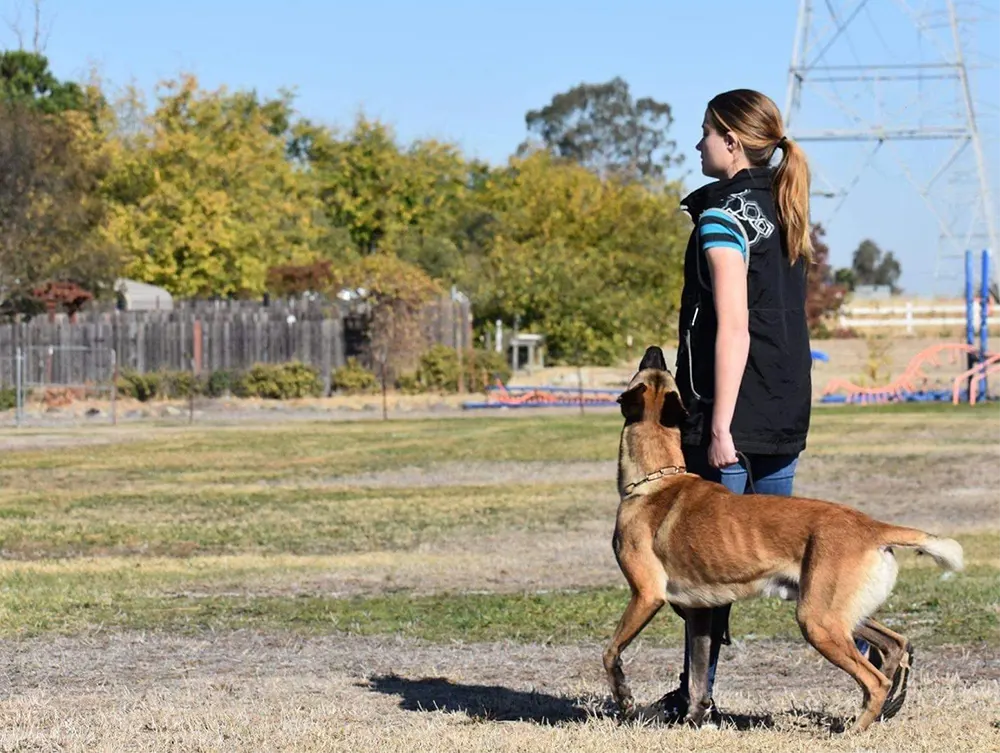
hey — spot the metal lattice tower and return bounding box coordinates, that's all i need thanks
[784,0,998,293]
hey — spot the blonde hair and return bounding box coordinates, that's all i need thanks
[706,89,813,265]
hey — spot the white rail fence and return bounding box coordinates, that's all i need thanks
[838,301,996,334]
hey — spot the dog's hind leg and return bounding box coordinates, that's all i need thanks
[856,618,913,721]
[796,554,894,733]
[797,608,890,733]
[682,607,714,727]
[603,587,665,716]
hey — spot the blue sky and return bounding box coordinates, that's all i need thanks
[12,0,999,295]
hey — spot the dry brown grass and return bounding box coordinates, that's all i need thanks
[0,407,995,750]
[0,633,996,752]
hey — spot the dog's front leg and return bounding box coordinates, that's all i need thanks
[683,607,714,726]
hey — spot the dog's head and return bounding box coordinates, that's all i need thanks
[616,346,687,427]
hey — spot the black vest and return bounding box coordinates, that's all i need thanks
[675,166,812,455]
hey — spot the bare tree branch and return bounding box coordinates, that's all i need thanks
[4,0,25,50]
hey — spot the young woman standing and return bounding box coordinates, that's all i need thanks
[662,88,871,720]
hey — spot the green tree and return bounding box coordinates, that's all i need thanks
[105,74,328,298]
[851,239,902,293]
[0,49,88,114]
[0,102,119,316]
[291,115,469,257]
[471,151,687,363]
[521,77,681,183]
[838,239,903,293]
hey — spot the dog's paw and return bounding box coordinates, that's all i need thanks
[614,695,637,720]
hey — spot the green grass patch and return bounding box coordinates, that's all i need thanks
[0,560,993,646]
[0,480,615,559]
[0,417,621,486]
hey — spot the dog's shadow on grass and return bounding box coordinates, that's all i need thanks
[364,674,591,724]
[364,674,778,731]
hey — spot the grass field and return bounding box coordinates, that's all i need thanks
[0,403,997,751]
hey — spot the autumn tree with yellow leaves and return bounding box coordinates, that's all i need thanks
[1,54,692,363]
[103,75,330,299]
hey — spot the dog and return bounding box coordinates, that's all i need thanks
[603,345,964,733]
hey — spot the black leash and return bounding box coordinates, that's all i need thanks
[736,450,757,495]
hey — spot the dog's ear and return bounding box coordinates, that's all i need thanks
[616,383,647,421]
[660,390,688,427]
[638,346,667,372]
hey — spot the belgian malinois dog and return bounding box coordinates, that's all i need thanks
[604,346,964,733]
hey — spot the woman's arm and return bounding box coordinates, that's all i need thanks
[705,247,749,468]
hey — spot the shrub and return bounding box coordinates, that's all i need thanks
[205,369,238,398]
[0,387,16,411]
[234,362,323,399]
[401,346,513,394]
[331,358,378,394]
[116,370,162,402]
[158,370,203,398]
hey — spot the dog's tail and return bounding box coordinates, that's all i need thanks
[879,525,964,572]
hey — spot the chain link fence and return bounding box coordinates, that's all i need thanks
[4,345,118,427]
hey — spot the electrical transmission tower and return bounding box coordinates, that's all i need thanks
[784,0,998,294]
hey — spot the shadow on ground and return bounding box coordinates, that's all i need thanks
[362,674,835,732]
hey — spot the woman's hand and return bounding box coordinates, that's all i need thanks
[708,429,738,469]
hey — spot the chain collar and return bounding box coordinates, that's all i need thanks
[622,465,687,495]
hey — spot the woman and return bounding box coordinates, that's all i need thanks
[662,88,871,720]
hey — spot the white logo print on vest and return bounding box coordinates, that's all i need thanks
[722,190,775,247]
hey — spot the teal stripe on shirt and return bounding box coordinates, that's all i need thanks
[698,209,747,260]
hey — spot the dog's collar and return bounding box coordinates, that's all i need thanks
[623,465,687,495]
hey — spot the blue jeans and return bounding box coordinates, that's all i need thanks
[677,448,871,700]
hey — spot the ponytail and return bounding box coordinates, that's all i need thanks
[773,136,813,265]
[706,89,815,266]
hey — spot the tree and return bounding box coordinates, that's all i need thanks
[0,101,119,317]
[105,75,328,298]
[521,77,681,183]
[0,49,90,115]
[838,239,903,293]
[339,254,441,383]
[265,260,336,298]
[805,224,846,335]
[291,114,469,257]
[471,151,688,363]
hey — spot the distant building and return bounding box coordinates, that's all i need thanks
[115,279,174,311]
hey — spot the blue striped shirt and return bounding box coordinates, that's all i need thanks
[698,208,748,262]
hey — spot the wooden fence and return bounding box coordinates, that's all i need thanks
[0,294,473,392]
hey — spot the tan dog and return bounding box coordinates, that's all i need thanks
[603,346,964,733]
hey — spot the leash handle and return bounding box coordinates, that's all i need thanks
[736,451,757,495]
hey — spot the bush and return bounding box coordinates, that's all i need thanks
[234,362,323,399]
[0,387,16,411]
[116,370,162,402]
[464,348,511,391]
[204,369,238,398]
[400,346,513,394]
[159,370,203,398]
[116,364,325,401]
[416,344,461,392]
[331,358,379,395]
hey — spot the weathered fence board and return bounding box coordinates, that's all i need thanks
[0,295,472,387]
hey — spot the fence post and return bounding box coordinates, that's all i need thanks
[15,346,22,428]
[111,348,118,427]
[189,355,196,425]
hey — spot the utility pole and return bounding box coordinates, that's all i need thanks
[785,0,998,291]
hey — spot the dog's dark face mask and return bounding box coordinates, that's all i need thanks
[618,346,687,427]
